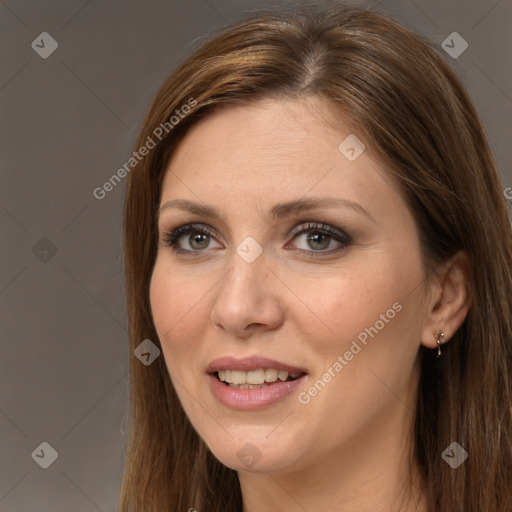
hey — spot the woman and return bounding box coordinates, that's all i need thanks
[119,4,512,511]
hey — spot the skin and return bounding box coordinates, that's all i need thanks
[150,97,470,511]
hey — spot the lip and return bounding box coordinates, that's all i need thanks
[206,356,308,410]
[206,355,307,374]
[208,373,308,410]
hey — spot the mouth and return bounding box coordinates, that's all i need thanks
[206,356,308,409]
[214,368,305,389]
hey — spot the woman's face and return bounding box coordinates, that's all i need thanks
[150,97,429,474]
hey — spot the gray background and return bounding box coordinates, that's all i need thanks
[0,0,510,511]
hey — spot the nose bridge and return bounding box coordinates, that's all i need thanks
[235,234,265,265]
[221,236,270,301]
[210,237,284,334]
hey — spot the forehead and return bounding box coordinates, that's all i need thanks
[159,98,403,220]
[169,98,341,172]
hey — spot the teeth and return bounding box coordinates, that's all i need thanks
[228,383,266,389]
[264,368,278,382]
[231,370,246,385]
[217,368,302,385]
[247,369,265,384]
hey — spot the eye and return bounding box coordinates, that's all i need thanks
[285,222,351,257]
[161,223,221,253]
[161,221,351,257]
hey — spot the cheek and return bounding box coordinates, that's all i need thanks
[301,253,426,403]
[298,261,413,349]
[295,266,424,428]
[149,260,204,370]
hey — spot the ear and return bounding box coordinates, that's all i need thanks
[420,250,471,350]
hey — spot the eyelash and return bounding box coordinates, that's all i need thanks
[161,221,352,258]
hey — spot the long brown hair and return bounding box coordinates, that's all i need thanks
[119,4,512,511]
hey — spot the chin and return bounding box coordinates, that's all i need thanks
[204,431,302,474]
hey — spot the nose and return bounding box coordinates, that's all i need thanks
[209,247,285,339]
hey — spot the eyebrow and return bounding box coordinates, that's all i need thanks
[158,197,376,223]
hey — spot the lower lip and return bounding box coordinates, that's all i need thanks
[208,373,307,410]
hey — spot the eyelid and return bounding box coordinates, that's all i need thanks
[161,220,352,256]
[161,222,220,246]
[160,219,349,241]
[288,221,351,243]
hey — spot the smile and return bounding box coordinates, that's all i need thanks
[217,368,303,388]
[207,356,308,409]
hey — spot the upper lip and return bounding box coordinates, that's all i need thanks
[206,356,308,374]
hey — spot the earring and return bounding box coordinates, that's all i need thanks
[436,332,445,358]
